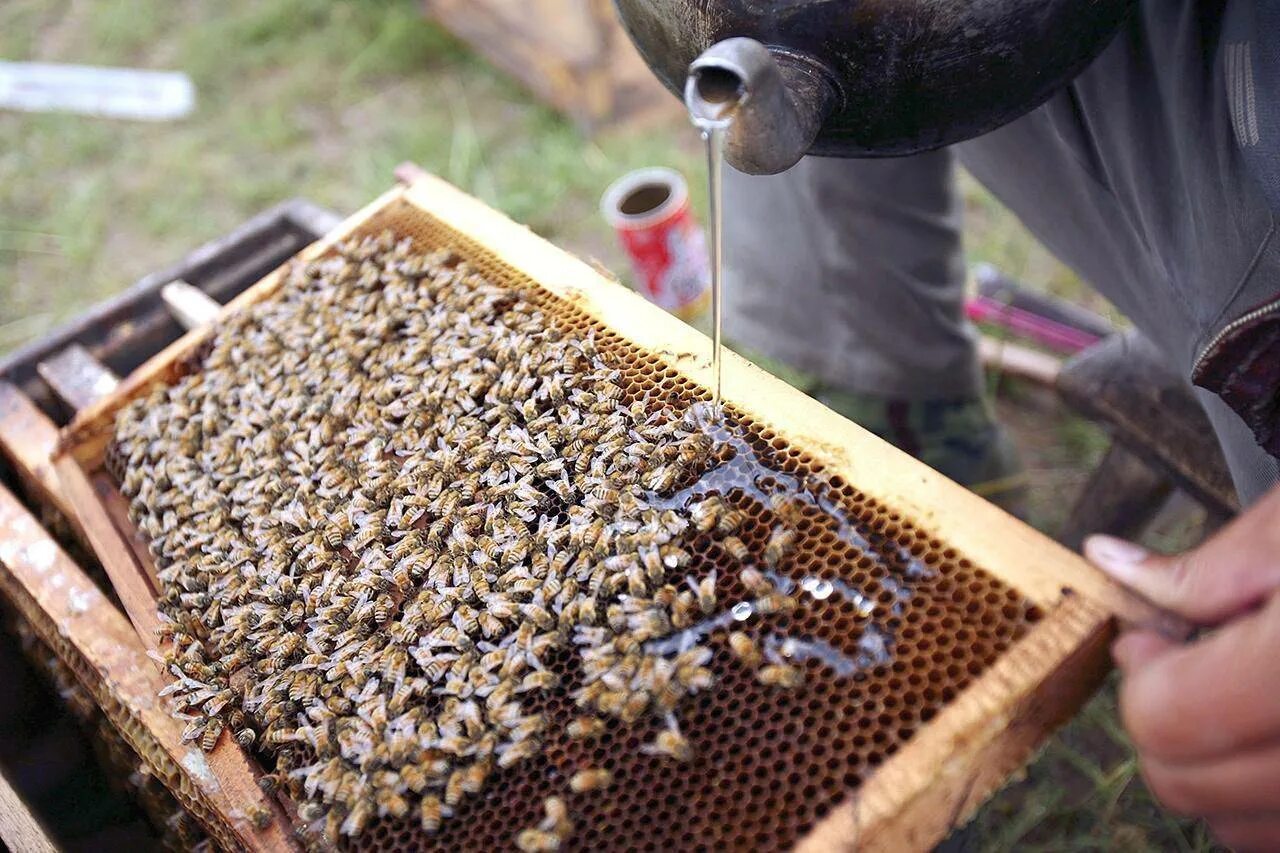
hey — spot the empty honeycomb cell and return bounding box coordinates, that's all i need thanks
[107,202,1045,853]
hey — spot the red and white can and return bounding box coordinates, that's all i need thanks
[601,167,711,323]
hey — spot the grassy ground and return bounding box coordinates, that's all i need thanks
[1,1,1212,849]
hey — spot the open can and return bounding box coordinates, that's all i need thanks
[601,167,711,324]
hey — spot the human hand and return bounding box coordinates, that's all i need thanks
[1085,485,1280,852]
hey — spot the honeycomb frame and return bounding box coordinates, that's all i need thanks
[55,174,1127,852]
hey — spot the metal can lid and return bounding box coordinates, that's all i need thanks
[600,167,689,230]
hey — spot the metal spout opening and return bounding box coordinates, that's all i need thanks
[685,38,837,175]
[686,65,747,125]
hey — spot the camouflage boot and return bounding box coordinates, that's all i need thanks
[815,387,1028,516]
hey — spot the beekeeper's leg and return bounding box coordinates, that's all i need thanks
[722,150,1022,501]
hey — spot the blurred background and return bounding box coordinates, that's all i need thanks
[0,1,1219,849]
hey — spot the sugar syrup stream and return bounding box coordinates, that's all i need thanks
[685,70,743,409]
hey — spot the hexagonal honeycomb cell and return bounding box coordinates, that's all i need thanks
[115,197,1043,852]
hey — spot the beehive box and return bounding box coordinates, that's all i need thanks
[54,173,1144,852]
[420,0,676,132]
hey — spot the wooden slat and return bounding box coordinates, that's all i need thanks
[0,382,85,545]
[977,336,1063,387]
[161,280,222,332]
[0,764,59,853]
[53,454,161,641]
[35,344,121,415]
[0,482,297,851]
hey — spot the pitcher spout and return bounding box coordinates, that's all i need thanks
[684,38,838,175]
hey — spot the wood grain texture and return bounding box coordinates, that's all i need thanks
[421,0,677,131]
[53,453,161,641]
[35,343,120,415]
[0,764,58,853]
[0,381,80,531]
[0,481,297,852]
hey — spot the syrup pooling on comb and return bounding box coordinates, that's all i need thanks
[113,205,1044,853]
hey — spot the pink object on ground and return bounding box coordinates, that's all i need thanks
[966,294,1103,354]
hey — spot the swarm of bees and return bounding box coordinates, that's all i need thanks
[113,231,825,848]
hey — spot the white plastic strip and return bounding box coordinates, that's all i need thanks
[0,61,194,121]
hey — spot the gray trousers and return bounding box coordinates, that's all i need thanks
[724,0,1280,505]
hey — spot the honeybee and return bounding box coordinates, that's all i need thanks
[420,794,446,833]
[626,563,650,596]
[542,795,571,834]
[519,670,558,692]
[373,594,395,624]
[717,507,745,535]
[728,631,763,668]
[566,716,606,739]
[520,602,554,630]
[461,759,491,794]
[661,545,691,569]
[670,590,698,630]
[643,465,678,492]
[478,611,505,638]
[444,767,469,807]
[739,567,774,596]
[516,828,561,852]
[757,662,804,688]
[754,593,798,615]
[764,527,798,568]
[340,798,372,836]
[642,726,692,762]
[498,737,540,769]
[693,570,717,613]
[568,768,613,793]
[374,787,410,818]
[721,535,750,561]
[200,720,224,752]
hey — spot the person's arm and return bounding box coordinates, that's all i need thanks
[1085,486,1280,852]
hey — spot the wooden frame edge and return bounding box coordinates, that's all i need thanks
[796,594,1113,851]
[0,481,296,851]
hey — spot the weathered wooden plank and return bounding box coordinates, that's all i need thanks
[421,0,677,131]
[0,381,73,523]
[0,763,58,853]
[35,344,121,416]
[160,280,222,332]
[53,454,161,641]
[0,482,297,851]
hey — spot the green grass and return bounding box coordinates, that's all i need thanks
[969,680,1219,852]
[0,1,1210,849]
[0,0,701,351]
